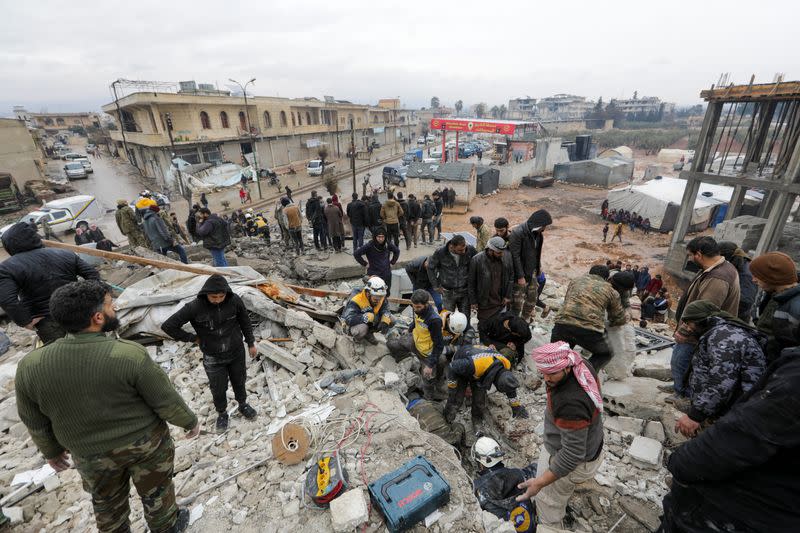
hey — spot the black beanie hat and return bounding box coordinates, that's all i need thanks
[527,209,552,231]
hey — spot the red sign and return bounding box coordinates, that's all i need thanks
[430,118,517,135]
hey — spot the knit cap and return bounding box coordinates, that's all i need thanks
[750,252,798,286]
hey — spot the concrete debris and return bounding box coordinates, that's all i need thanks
[4,506,24,525]
[632,348,673,381]
[618,495,662,532]
[604,416,645,437]
[329,488,369,532]
[643,421,666,443]
[602,377,670,419]
[257,340,306,374]
[628,436,663,469]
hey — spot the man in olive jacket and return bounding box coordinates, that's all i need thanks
[16,280,198,533]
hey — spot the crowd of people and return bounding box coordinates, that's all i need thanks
[600,199,651,238]
[1,178,799,532]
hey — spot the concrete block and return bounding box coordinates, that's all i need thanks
[384,372,400,387]
[43,474,61,492]
[257,341,306,374]
[4,506,23,524]
[283,309,315,331]
[628,436,663,469]
[602,377,669,419]
[313,323,338,349]
[632,348,672,381]
[329,488,368,532]
[643,421,666,443]
[604,416,645,437]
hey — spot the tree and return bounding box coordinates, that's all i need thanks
[431,96,440,109]
[455,100,463,115]
[317,146,329,173]
[490,105,500,118]
[474,103,488,118]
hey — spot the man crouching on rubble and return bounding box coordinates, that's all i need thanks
[517,341,604,529]
[16,280,198,533]
[341,276,393,345]
[162,274,257,433]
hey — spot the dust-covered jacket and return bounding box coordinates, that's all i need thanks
[554,273,627,333]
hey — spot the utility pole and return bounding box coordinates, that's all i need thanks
[164,113,190,205]
[229,78,261,199]
[350,117,356,193]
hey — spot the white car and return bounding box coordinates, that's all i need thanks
[306,159,334,176]
[426,134,436,142]
[75,157,93,173]
[64,162,87,179]
[0,195,104,240]
[430,146,443,158]
[417,137,426,145]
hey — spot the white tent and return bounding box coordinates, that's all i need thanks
[606,176,760,232]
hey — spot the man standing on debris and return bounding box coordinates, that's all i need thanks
[116,199,148,249]
[671,300,767,438]
[509,209,552,321]
[396,192,412,251]
[324,198,345,252]
[428,234,477,313]
[470,216,492,252]
[718,241,758,321]
[306,191,329,251]
[186,204,200,243]
[420,194,435,244]
[444,344,527,424]
[16,280,198,533]
[380,191,404,248]
[341,276,393,344]
[387,290,472,399]
[274,198,291,246]
[197,207,232,267]
[517,342,604,528]
[432,191,444,241]
[162,274,258,433]
[405,256,442,311]
[751,251,800,361]
[142,206,189,264]
[367,194,383,236]
[280,197,304,254]
[494,217,511,242]
[0,222,100,344]
[659,343,800,532]
[346,192,368,250]
[469,236,514,329]
[669,236,740,399]
[354,227,399,290]
[406,194,421,247]
[550,265,627,370]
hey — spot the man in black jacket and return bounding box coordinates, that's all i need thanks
[346,193,368,250]
[481,311,532,366]
[420,195,435,244]
[186,204,200,242]
[428,234,477,313]
[396,192,411,250]
[305,191,329,251]
[469,236,514,324]
[0,222,99,344]
[406,194,421,247]
[659,346,800,532]
[432,191,444,240]
[367,195,383,236]
[405,256,442,311]
[197,208,231,267]
[162,275,257,433]
[509,209,552,321]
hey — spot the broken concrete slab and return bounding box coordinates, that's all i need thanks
[604,416,645,437]
[628,436,663,469]
[312,323,338,349]
[602,377,669,419]
[643,421,666,443]
[258,340,306,374]
[618,496,661,532]
[329,488,369,532]
[632,348,672,381]
[283,309,316,331]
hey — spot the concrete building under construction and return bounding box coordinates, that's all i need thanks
[665,80,800,281]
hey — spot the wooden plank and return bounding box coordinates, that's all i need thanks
[257,340,305,374]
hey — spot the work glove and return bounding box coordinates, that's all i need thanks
[511,404,529,419]
[363,312,375,324]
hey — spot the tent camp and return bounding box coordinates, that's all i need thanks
[606,176,762,232]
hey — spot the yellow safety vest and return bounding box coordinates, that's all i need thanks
[413,309,458,357]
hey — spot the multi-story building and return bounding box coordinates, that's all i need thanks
[508,97,537,119]
[608,94,676,121]
[100,82,418,184]
[13,108,102,132]
[0,118,45,188]
[537,94,595,121]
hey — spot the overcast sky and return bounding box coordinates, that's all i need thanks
[2,0,797,115]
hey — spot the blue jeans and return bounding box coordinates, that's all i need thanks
[159,245,188,264]
[352,225,365,250]
[671,342,695,396]
[209,247,228,267]
[427,289,443,312]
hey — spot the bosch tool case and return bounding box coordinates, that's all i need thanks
[368,456,450,532]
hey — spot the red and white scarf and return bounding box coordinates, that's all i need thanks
[531,341,603,411]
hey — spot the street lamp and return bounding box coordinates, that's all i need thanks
[229,77,261,199]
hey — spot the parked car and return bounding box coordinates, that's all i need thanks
[430,146,443,158]
[75,157,93,173]
[402,148,423,166]
[62,152,87,161]
[382,166,407,187]
[64,162,87,179]
[0,195,103,239]
[417,137,426,145]
[458,145,475,158]
[306,159,335,176]
[426,134,436,143]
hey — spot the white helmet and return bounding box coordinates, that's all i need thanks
[365,276,387,297]
[471,436,504,468]
[447,312,468,335]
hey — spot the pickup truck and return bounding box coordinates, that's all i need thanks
[402,149,423,166]
[382,166,407,187]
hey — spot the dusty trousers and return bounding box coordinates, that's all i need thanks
[73,423,178,533]
[203,349,248,414]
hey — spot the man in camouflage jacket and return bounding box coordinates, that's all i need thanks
[673,300,767,437]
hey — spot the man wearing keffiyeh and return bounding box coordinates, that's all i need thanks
[516,342,605,528]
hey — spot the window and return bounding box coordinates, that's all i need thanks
[220,111,229,128]
[239,111,247,131]
[292,113,296,127]
[174,146,201,165]
[44,118,54,125]
[56,118,65,125]
[201,144,222,164]
[306,112,312,125]
[200,111,211,129]
[280,111,287,127]
[263,111,272,128]
[147,109,158,132]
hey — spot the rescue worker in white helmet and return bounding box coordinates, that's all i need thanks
[341,276,393,345]
[387,289,477,399]
[444,344,528,424]
[472,436,538,533]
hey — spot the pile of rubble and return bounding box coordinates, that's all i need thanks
[0,251,682,532]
